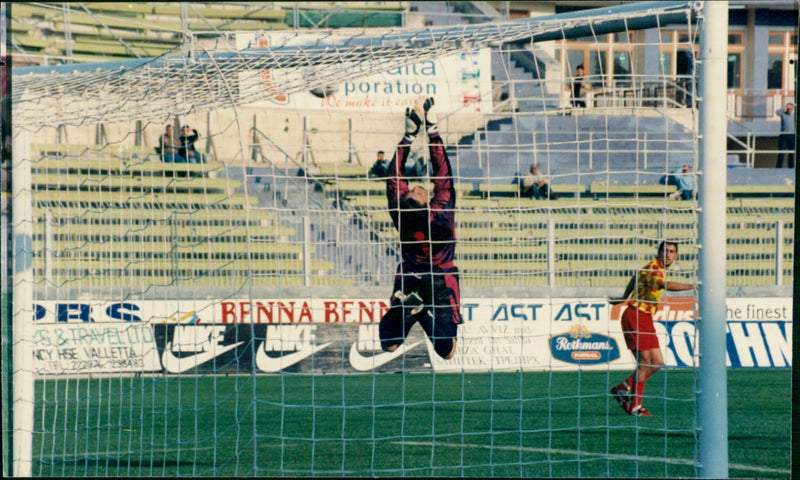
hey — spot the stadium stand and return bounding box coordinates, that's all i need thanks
[12,2,793,290]
[325,174,793,287]
[284,5,404,28]
[455,114,694,184]
[29,144,349,288]
[10,3,404,65]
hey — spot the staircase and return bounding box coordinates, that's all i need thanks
[455,114,694,184]
[228,165,397,286]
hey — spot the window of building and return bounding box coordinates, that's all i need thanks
[560,31,637,88]
[727,53,742,89]
[726,30,745,89]
[768,53,783,89]
[768,33,785,45]
[768,30,798,93]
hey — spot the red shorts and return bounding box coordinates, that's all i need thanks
[621,306,660,352]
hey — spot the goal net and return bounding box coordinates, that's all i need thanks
[7,1,786,477]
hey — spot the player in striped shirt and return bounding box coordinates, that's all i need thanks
[611,241,695,416]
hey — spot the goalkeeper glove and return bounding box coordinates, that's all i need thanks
[423,97,438,135]
[404,107,422,141]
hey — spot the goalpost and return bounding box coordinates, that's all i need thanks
[5,1,743,477]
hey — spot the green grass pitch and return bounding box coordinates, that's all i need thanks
[30,369,789,478]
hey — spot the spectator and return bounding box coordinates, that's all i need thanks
[681,49,697,107]
[571,64,588,108]
[179,125,206,163]
[159,125,186,163]
[520,163,558,200]
[668,164,696,200]
[369,150,389,177]
[776,102,795,168]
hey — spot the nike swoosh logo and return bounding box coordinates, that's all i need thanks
[161,341,243,374]
[348,341,422,372]
[255,342,332,373]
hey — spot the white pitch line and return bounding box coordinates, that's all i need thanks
[37,441,789,476]
[398,441,790,476]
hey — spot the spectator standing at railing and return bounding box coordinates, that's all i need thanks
[571,64,588,108]
[681,49,697,107]
[776,102,795,168]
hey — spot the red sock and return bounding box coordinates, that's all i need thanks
[625,373,636,389]
[630,380,647,410]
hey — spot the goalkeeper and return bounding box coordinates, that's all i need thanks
[379,97,462,360]
[610,241,694,416]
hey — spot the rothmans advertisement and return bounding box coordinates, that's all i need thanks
[235,32,493,114]
[29,297,791,376]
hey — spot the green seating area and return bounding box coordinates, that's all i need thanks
[317,175,794,288]
[29,145,350,288]
[589,182,795,199]
[11,3,404,65]
[284,5,404,28]
[479,183,585,198]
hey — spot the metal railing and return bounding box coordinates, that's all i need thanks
[489,73,796,169]
[252,122,399,286]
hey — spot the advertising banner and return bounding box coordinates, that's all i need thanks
[610,297,793,368]
[236,32,493,114]
[31,323,161,375]
[30,297,791,375]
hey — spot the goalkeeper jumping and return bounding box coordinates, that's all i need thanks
[379,97,462,360]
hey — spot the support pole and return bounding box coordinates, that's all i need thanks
[12,129,34,477]
[44,211,52,284]
[348,118,354,164]
[303,216,312,287]
[697,2,728,477]
[302,116,309,167]
[546,217,554,286]
[774,220,783,286]
[134,120,143,147]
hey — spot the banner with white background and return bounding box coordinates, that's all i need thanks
[236,32,493,114]
[29,297,791,375]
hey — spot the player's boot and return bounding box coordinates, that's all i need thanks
[610,385,630,413]
[628,405,653,417]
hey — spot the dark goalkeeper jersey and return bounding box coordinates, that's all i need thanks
[386,132,456,270]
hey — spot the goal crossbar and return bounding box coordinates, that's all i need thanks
[13,1,696,128]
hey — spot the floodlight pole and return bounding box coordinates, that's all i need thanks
[697,1,729,478]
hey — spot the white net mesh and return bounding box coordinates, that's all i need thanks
[13,2,696,128]
[7,1,793,478]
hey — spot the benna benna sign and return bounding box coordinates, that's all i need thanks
[28,297,790,375]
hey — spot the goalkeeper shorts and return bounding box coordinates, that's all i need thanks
[379,265,462,358]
